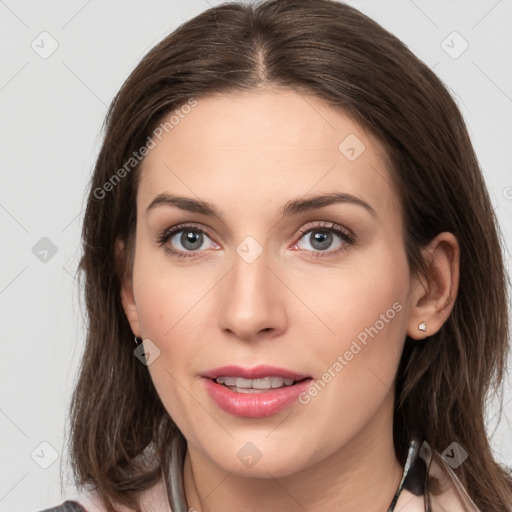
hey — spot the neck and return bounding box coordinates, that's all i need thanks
[182,395,403,512]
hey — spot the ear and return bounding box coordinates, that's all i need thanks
[115,237,142,338]
[406,232,460,340]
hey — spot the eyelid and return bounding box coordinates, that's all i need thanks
[159,222,216,241]
[294,221,355,243]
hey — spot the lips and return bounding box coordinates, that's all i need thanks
[201,365,312,417]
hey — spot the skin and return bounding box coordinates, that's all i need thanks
[118,88,459,512]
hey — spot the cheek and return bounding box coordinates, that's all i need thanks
[291,248,409,351]
[294,251,409,425]
[130,247,221,421]
[131,239,216,345]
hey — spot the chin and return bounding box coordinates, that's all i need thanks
[200,439,316,479]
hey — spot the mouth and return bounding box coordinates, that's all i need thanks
[201,365,313,417]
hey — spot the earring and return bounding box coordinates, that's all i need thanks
[418,322,427,333]
[134,335,141,345]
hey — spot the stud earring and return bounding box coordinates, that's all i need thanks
[418,322,427,333]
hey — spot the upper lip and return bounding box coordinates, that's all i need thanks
[201,365,311,381]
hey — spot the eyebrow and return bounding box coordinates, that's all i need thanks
[146,192,376,220]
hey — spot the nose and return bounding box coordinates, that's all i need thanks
[217,246,287,342]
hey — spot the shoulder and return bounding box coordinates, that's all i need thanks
[35,501,87,512]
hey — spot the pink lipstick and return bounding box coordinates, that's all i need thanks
[202,365,312,417]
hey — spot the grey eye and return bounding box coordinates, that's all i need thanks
[171,230,211,251]
[297,229,344,252]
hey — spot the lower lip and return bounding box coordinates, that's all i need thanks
[203,378,313,417]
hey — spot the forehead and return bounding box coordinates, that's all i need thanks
[137,89,400,223]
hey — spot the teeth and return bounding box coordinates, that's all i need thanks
[236,377,252,388]
[215,376,296,389]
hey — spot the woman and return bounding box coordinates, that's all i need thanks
[39,0,512,511]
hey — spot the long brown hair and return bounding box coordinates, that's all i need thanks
[68,1,512,510]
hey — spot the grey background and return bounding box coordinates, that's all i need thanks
[0,1,511,511]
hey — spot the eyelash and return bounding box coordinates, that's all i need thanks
[156,222,356,260]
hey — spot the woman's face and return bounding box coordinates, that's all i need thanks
[122,89,419,477]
